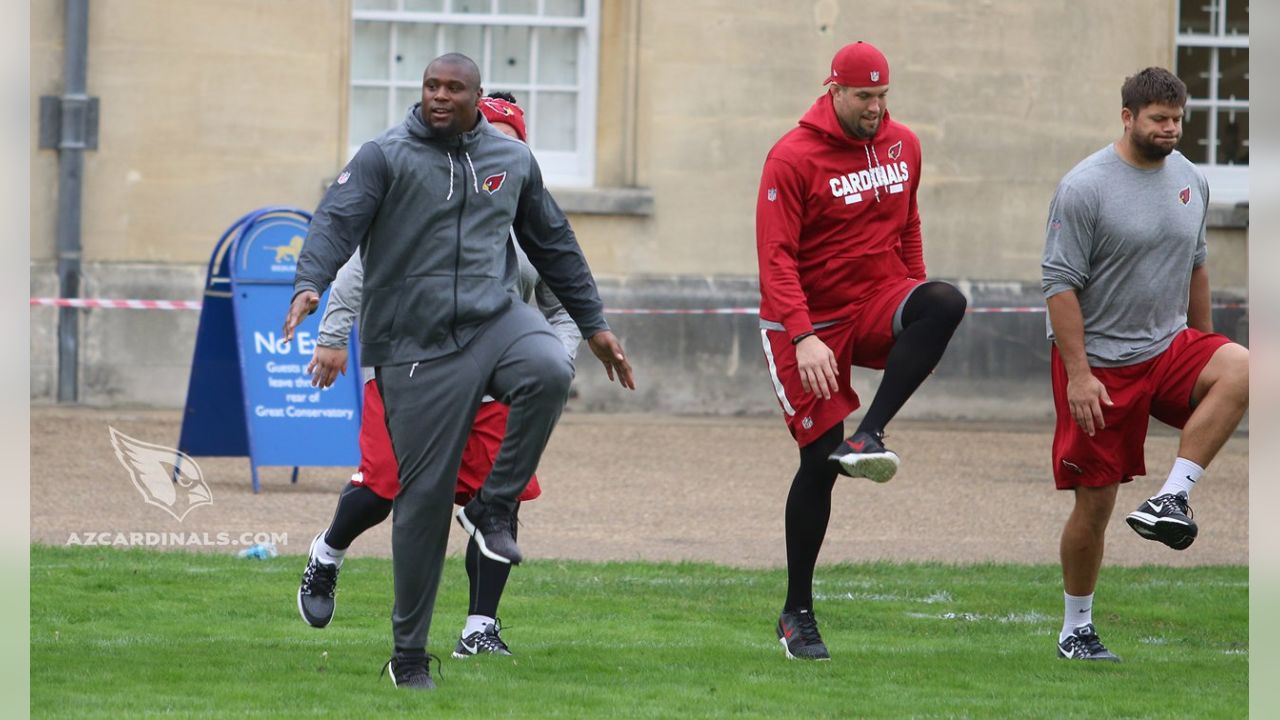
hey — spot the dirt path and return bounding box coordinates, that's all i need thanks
[31,407,1248,568]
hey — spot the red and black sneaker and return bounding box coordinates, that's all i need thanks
[828,431,900,482]
[777,609,830,660]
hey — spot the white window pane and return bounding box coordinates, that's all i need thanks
[533,91,576,151]
[395,23,439,82]
[535,27,578,85]
[1225,0,1248,35]
[1179,106,1209,164]
[1178,0,1215,34]
[491,25,531,84]
[405,0,445,10]
[350,87,390,145]
[1177,45,1211,99]
[498,0,537,14]
[396,88,423,119]
[452,0,492,13]
[1217,109,1248,165]
[440,24,484,62]
[355,0,396,9]
[543,0,584,17]
[353,22,392,81]
[1219,47,1248,101]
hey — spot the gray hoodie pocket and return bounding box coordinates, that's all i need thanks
[392,274,457,348]
[360,285,401,345]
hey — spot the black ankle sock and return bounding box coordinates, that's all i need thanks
[857,282,966,436]
[783,424,844,612]
[466,503,519,617]
[324,482,393,550]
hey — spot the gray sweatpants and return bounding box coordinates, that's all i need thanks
[376,300,575,653]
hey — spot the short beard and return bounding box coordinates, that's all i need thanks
[1131,133,1176,162]
[840,116,879,140]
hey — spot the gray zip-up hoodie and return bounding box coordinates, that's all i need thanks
[318,236,582,384]
[294,103,608,367]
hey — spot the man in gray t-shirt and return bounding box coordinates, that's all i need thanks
[1042,68,1248,663]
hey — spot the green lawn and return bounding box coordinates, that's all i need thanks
[31,545,1247,718]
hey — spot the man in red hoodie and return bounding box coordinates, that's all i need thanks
[756,42,967,660]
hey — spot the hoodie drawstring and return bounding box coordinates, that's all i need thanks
[864,144,882,204]
[445,152,455,201]
[464,151,479,194]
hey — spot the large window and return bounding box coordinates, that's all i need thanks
[350,0,599,187]
[1175,0,1248,204]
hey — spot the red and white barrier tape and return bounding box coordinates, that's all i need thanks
[30,298,204,310]
[29,298,1247,314]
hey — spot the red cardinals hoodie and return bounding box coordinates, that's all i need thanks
[756,92,925,340]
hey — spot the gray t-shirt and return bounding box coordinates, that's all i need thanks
[1041,144,1209,367]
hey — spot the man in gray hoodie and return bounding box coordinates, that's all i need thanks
[284,54,634,689]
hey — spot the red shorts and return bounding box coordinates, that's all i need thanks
[760,274,922,447]
[1051,328,1231,489]
[352,379,542,505]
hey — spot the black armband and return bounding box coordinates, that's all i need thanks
[791,331,816,345]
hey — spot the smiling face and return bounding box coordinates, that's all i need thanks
[421,58,482,137]
[830,83,889,139]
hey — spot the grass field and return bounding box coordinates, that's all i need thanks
[31,545,1246,718]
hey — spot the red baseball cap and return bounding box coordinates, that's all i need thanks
[823,41,889,87]
[479,97,527,142]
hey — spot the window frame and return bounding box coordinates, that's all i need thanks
[1174,0,1249,204]
[349,0,600,188]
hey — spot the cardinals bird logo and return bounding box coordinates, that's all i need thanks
[109,427,213,522]
[482,99,516,118]
[1179,186,1191,205]
[887,140,903,160]
[482,171,508,195]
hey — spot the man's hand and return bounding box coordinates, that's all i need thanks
[307,345,349,388]
[587,330,635,390]
[283,291,320,341]
[1066,371,1113,436]
[795,334,839,400]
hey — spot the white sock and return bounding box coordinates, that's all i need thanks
[463,614,495,637]
[311,532,345,567]
[1157,457,1204,499]
[1060,592,1094,641]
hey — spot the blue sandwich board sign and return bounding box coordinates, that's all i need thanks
[178,207,362,493]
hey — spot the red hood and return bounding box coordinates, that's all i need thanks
[797,92,892,148]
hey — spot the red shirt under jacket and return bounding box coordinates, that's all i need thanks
[756,93,925,340]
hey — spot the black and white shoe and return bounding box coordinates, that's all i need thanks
[827,431,900,482]
[452,620,513,658]
[456,501,522,565]
[297,532,339,628]
[1057,624,1121,661]
[777,609,831,660]
[380,652,438,690]
[1125,492,1198,550]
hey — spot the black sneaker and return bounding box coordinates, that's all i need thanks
[297,532,339,628]
[777,609,830,660]
[380,652,439,690]
[827,431,900,482]
[456,501,522,565]
[1125,492,1198,550]
[1057,624,1121,661]
[452,620,513,658]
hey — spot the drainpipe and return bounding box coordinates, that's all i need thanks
[46,0,94,402]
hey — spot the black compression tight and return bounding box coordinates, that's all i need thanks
[783,423,844,612]
[466,503,519,617]
[856,281,966,437]
[323,482,393,550]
